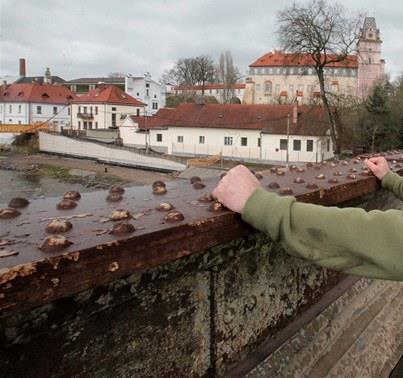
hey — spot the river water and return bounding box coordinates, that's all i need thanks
[0,169,90,205]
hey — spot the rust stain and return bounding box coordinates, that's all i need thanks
[0,262,37,285]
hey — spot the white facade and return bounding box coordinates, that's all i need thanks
[120,121,333,163]
[125,74,166,115]
[70,103,144,131]
[0,102,71,131]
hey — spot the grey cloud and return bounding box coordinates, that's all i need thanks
[1,0,402,81]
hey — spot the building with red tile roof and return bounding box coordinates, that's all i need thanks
[244,17,385,105]
[120,103,333,163]
[70,85,145,131]
[0,83,76,130]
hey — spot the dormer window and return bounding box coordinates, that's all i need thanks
[42,93,50,99]
[17,92,24,97]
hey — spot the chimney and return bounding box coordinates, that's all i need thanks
[19,58,26,77]
[44,67,51,84]
[292,101,298,125]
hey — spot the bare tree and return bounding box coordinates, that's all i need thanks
[277,0,363,154]
[216,51,241,103]
[162,56,215,96]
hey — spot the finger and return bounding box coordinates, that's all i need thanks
[365,159,378,171]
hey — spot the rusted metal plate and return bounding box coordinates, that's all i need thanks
[0,155,402,314]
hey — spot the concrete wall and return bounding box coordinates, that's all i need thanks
[38,132,186,171]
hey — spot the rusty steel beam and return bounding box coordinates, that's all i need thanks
[1,153,403,314]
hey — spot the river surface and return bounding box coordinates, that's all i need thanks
[0,169,91,204]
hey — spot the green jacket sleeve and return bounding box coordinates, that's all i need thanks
[381,171,403,201]
[242,185,403,281]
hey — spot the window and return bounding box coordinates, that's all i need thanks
[36,106,42,114]
[146,83,150,88]
[224,136,233,145]
[53,106,57,115]
[293,139,301,151]
[306,139,314,152]
[95,122,98,129]
[83,121,88,130]
[78,106,81,113]
[275,84,280,95]
[257,138,261,147]
[280,139,288,150]
[327,139,330,152]
[112,113,116,127]
[83,106,87,114]
[152,102,158,110]
[241,137,248,146]
[146,89,149,96]
[78,121,81,129]
[264,81,272,95]
[289,85,294,95]
[111,107,116,111]
[95,106,98,115]
[9,105,12,113]
[18,120,21,124]
[18,105,22,114]
[156,133,163,142]
[177,136,184,143]
[199,136,205,144]
[68,108,70,116]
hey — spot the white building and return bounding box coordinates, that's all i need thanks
[70,85,145,131]
[173,83,246,104]
[120,103,333,163]
[0,83,76,131]
[66,73,165,116]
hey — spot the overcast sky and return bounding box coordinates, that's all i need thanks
[1,0,403,82]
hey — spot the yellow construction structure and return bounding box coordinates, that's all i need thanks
[0,123,50,134]
[187,153,222,167]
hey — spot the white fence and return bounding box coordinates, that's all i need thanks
[39,132,186,172]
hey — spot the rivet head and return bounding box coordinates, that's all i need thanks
[8,197,30,209]
[57,199,77,210]
[109,209,131,221]
[294,177,305,184]
[198,193,214,203]
[328,178,338,184]
[268,182,280,189]
[330,162,337,168]
[346,174,357,180]
[296,167,305,173]
[276,169,285,176]
[278,187,293,195]
[306,183,319,190]
[342,161,349,166]
[289,165,297,171]
[106,193,123,202]
[0,208,21,219]
[193,181,206,189]
[316,174,326,179]
[63,191,81,201]
[333,171,343,176]
[313,165,321,170]
[306,162,313,168]
[156,202,175,211]
[349,168,358,173]
[152,181,166,189]
[46,219,73,233]
[164,210,185,222]
[353,159,360,164]
[190,176,202,184]
[254,172,263,180]
[109,185,125,194]
[39,235,72,252]
[209,202,224,212]
[153,185,167,195]
[270,167,277,173]
[109,222,135,236]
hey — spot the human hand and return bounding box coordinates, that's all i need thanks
[365,157,390,180]
[212,165,261,214]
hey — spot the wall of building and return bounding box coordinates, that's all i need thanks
[0,102,70,131]
[245,67,358,105]
[125,76,166,115]
[71,104,143,130]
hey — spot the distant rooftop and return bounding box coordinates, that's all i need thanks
[14,76,66,85]
[66,77,126,85]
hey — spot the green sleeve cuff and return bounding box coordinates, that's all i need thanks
[381,171,397,190]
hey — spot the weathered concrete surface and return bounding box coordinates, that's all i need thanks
[0,233,336,378]
[246,279,403,378]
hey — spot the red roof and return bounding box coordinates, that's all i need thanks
[174,83,245,91]
[0,83,76,104]
[250,51,358,69]
[73,85,145,107]
[127,104,330,136]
